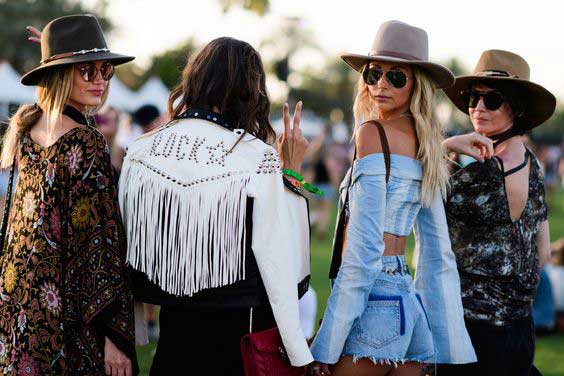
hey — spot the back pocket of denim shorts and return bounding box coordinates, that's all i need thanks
[356,295,404,349]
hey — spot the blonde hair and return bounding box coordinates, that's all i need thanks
[1,65,109,168]
[352,66,448,206]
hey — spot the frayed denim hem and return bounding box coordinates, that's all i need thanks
[342,353,435,368]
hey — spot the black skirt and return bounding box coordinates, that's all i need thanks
[150,304,276,376]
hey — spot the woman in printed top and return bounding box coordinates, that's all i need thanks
[0,15,137,375]
[438,50,555,376]
[309,21,477,376]
[118,37,314,374]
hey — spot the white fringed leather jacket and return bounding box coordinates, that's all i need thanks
[118,109,313,366]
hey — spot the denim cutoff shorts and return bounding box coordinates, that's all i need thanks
[342,255,435,365]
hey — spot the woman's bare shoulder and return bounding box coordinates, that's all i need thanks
[355,121,383,158]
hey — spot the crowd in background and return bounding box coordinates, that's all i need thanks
[0,102,563,342]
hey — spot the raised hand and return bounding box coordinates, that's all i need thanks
[26,26,42,44]
[443,132,494,163]
[277,101,308,173]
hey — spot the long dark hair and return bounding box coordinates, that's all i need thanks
[168,37,275,143]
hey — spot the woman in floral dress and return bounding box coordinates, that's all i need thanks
[0,15,137,375]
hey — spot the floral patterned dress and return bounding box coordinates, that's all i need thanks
[0,127,137,375]
[445,150,548,326]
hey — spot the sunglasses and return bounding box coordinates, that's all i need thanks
[363,66,409,88]
[462,90,505,111]
[78,62,115,82]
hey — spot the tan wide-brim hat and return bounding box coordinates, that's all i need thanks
[21,14,134,86]
[444,49,556,130]
[341,20,455,89]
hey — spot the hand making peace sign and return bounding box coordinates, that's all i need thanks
[277,101,309,174]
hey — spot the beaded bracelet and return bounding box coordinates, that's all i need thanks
[282,169,324,196]
[284,176,303,194]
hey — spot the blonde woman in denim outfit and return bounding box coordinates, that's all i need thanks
[309,21,476,376]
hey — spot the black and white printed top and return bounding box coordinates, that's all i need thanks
[445,149,548,326]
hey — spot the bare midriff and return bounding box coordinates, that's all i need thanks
[382,232,407,256]
[341,229,407,258]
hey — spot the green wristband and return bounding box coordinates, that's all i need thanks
[282,169,324,196]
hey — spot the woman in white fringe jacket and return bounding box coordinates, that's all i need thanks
[118,37,314,375]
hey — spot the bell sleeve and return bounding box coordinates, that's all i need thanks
[64,129,137,368]
[310,154,387,364]
[413,192,476,364]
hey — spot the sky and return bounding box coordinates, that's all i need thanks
[96,0,564,101]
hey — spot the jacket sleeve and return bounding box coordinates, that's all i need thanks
[247,148,313,367]
[413,192,477,364]
[282,178,311,294]
[310,155,387,364]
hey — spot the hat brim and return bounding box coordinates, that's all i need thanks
[341,53,455,89]
[443,75,556,130]
[21,51,135,86]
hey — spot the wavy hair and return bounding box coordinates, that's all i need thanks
[1,65,109,168]
[168,37,274,144]
[352,66,448,206]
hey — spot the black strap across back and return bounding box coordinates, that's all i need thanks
[328,120,392,279]
[371,120,391,183]
[494,149,531,177]
[346,120,391,186]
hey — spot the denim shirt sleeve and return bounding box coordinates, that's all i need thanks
[310,155,387,364]
[413,193,477,364]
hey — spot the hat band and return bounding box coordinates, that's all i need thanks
[369,49,422,61]
[41,47,111,64]
[475,70,519,78]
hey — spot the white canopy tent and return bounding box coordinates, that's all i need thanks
[133,77,170,114]
[0,61,36,118]
[106,77,137,112]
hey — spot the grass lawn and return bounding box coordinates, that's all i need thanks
[135,190,564,375]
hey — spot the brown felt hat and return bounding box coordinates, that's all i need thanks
[444,49,556,130]
[341,20,455,89]
[21,14,135,86]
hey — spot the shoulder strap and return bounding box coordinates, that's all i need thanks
[504,149,530,177]
[365,120,390,183]
[328,122,388,280]
[344,120,391,194]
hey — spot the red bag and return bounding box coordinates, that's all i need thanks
[240,309,304,376]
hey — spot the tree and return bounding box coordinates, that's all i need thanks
[0,0,112,74]
[143,39,197,90]
[219,0,269,16]
[285,57,357,124]
[120,39,198,91]
[444,57,468,76]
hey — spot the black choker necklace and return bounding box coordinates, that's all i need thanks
[62,105,92,126]
[175,108,235,131]
[489,127,518,148]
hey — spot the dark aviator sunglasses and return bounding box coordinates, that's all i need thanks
[362,65,409,89]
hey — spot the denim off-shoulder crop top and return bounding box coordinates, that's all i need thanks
[344,153,423,236]
[310,152,477,365]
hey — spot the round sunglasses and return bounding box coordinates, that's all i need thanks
[363,66,410,88]
[462,90,506,111]
[77,62,115,82]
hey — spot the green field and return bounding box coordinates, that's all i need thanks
[136,190,564,375]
